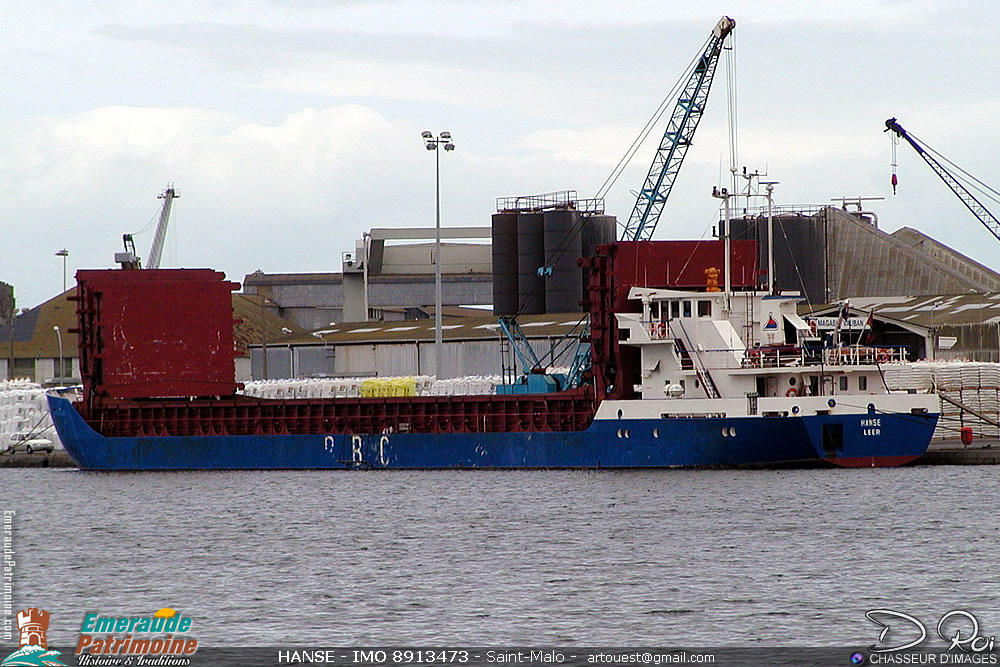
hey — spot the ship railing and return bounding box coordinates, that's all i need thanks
[741,344,907,369]
[815,345,907,366]
[697,349,748,371]
[645,320,675,340]
[742,346,805,369]
[496,190,605,214]
[723,204,829,220]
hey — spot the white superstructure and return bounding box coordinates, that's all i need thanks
[610,287,929,419]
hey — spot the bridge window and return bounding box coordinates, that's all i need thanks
[670,301,680,319]
[697,300,712,317]
[839,376,848,391]
[683,300,692,318]
[859,375,868,391]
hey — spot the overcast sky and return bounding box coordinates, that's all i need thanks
[3,0,997,309]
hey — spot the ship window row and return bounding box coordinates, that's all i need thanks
[837,375,868,391]
[656,300,712,321]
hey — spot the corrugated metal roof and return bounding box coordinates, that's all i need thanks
[233,293,310,350]
[804,294,1000,328]
[0,289,78,359]
[274,312,589,346]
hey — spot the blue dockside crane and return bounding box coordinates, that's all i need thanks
[885,118,1000,242]
[498,17,735,393]
[620,16,735,242]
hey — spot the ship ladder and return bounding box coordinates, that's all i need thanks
[674,320,721,399]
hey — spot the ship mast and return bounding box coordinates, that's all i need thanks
[711,185,732,313]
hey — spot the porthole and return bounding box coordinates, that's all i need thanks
[616,429,623,438]
[653,428,660,438]
[617,409,623,419]
[791,405,800,415]
[721,427,729,438]
[729,427,736,437]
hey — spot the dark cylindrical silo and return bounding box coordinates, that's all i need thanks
[581,214,617,257]
[492,212,519,316]
[543,209,583,313]
[517,213,546,314]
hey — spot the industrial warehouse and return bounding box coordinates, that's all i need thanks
[7,198,1000,386]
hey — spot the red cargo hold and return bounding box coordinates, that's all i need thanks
[75,269,240,401]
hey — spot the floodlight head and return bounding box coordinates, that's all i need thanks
[440,131,451,139]
[425,143,436,150]
[421,131,433,139]
[53,325,59,332]
[444,143,455,151]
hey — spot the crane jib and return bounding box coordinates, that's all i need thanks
[621,17,735,242]
[885,117,1000,243]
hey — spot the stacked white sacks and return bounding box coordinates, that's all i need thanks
[239,375,501,398]
[0,380,63,450]
[422,376,501,396]
[884,361,1000,441]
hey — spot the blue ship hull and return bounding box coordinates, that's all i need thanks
[48,396,938,470]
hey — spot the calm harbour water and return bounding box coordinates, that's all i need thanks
[2,465,999,647]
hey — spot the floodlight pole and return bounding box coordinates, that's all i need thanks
[55,249,69,293]
[422,131,455,379]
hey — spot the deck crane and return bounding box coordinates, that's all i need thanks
[884,118,1000,242]
[620,16,735,241]
[146,186,180,269]
[118,185,180,269]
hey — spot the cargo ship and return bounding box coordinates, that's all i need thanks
[47,241,938,470]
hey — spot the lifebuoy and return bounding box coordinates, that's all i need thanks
[786,387,799,397]
[876,349,890,364]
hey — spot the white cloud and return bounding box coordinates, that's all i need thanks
[0,105,440,305]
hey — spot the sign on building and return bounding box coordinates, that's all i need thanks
[808,316,869,330]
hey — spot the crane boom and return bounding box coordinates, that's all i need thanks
[884,117,1000,242]
[621,16,735,242]
[147,186,180,269]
